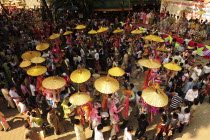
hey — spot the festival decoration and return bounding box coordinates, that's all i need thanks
[30,57,46,64]
[19,60,31,68]
[108,66,125,77]
[42,76,66,90]
[21,51,41,60]
[27,65,47,76]
[138,59,161,69]
[88,29,97,34]
[36,43,50,51]
[69,92,90,106]
[163,62,182,71]
[94,76,119,94]
[49,33,60,40]
[70,68,91,83]
[142,87,168,107]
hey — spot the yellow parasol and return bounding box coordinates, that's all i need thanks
[108,66,125,77]
[156,48,170,52]
[17,6,23,9]
[97,27,109,33]
[162,1,169,5]
[74,25,86,30]
[144,35,164,42]
[94,76,119,94]
[163,62,182,71]
[21,51,41,60]
[19,60,31,68]
[113,28,124,34]
[144,35,159,40]
[131,29,144,34]
[36,43,50,51]
[31,57,46,64]
[153,37,164,42]
[63,31,73,35]
[27,65,47,76]
[69,92,90,106]
[49,33,60,40]
[42,76,66,90]
[197,10,206,15]
[142,87,168,107]
[70,68,91,83]
[88,29,97,34]
[138,59,161,69]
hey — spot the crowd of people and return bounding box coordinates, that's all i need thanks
[129,10,210,43]
[0,6,210,140]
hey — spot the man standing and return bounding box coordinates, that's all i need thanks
[135,114,149,139]
[94,124,104,140]
[191,64,202,81]
[185,86,198,107]
[47,108,65,135]
[9,87,20,111]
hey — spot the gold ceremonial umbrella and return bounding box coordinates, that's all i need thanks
[36,43,50,51]
[108,67,125,77]
[69,92,90,106]
[162,1,169,5]
[113,28,124,34]
[131,29,144,34]
[97,27,109,33]
[144,35,159,40]
[42,76,66,90]
[156,48,170,52]
[19,60,31,68]
[94,76,119,94]
[74,25,86,30]
[63,31,73,35]
[153,37,164,42]
[27,65,47,76]
[49,33,60,40]
[31,57,46,64]
[17,6,23,9]
[70,68,91,83]
[88,29,97,34]
[142,87,168,107]
[197,10,206,15]
[21,51,41,60]
[138,59,161,69]
[163,62,182,71]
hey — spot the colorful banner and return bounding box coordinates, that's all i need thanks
[160,0,210,21]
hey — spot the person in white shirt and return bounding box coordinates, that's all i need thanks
[9,87,20,112]
[179,108,191,133]
[29,83,36,96]
[94,52,99,61]
[191,65,202,81]
[172,52,182,62]
[185,86,198,106]
[94,124,104,140]
[18,98,27,114]
[123,126,133,140]
[203,63,210,77]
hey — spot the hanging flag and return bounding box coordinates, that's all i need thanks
[197,47,204,54]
